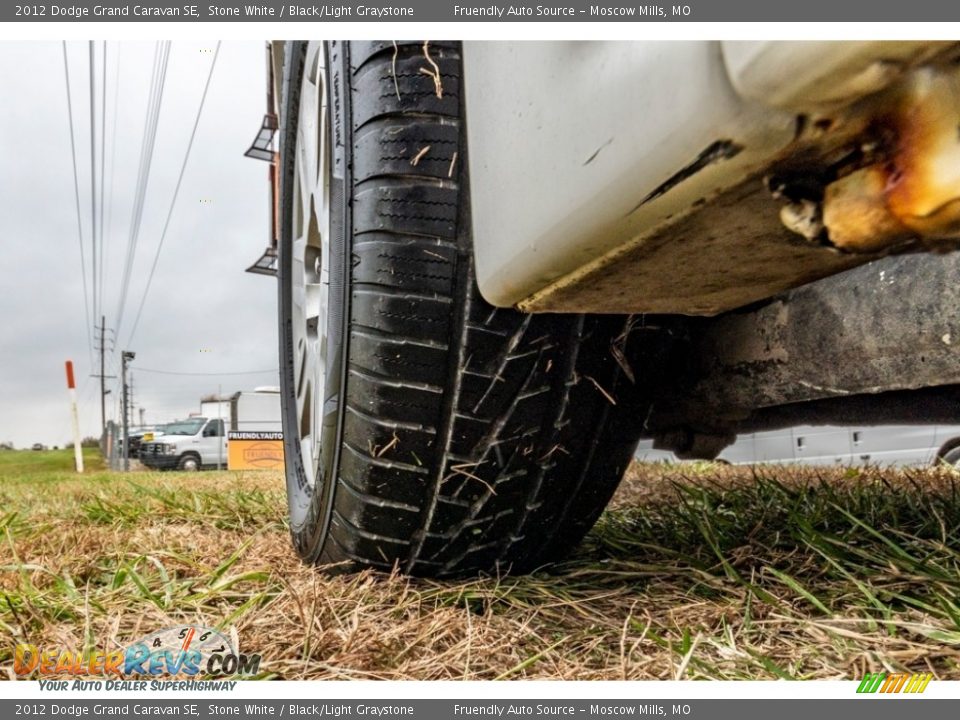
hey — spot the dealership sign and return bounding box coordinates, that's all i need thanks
[227,431,284,470]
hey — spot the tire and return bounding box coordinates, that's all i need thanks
[177,454,200,472]
[941,444,960,466]
[278,41,641,576]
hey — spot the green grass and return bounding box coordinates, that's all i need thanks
[0,447,104,476]
[1,460,959,680]
[572,471,960,677]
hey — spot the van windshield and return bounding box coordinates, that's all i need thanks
[163,419,206,436]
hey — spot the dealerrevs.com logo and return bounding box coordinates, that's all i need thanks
[14,625,261,683]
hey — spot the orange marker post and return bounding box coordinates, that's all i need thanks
[65,360,84,473]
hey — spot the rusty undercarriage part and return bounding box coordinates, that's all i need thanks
[779,66,960,253]
[519,177,873,316]
[524,49,960,316]
[643,250,960,459]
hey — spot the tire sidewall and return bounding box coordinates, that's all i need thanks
[278,41,351,562]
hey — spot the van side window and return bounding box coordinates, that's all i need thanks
[204,420,224,437]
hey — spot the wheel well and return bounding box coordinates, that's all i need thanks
[936,436,960,460]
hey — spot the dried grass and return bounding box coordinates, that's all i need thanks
[2,452,959,680]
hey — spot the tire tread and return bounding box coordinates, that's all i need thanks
[291,41,637,576]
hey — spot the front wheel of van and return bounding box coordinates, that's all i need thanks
[177,454,200,472]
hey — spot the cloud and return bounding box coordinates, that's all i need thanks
[0,40,277,447]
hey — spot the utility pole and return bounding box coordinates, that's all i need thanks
[121,350,135,471]
[92,316,115,438]
[100,317,106,433]
[139,407,145,427]
[129,374,135,429]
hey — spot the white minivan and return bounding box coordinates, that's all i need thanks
[635,425,960,467]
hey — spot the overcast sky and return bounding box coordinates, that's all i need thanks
[0,41,279,447]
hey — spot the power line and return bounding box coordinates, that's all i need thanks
[89,40,98,323]
[97,41,108,319]
[134,367,278,377]
[114,41,171,338]
[62,41,94,365]
[114,42,168,335]
[126,41,222,347]
[103,42,122,319]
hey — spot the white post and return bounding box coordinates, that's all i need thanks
[65,360,84,473]
[217,384,223,471]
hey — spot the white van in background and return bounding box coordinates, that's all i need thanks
[140,417,228,471]
[635,425,960,467]
[139,388,283,471]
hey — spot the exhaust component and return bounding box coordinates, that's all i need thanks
[819,68,960,252]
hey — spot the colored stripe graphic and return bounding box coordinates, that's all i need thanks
[857,673,885,693]
[856,672,932,694]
